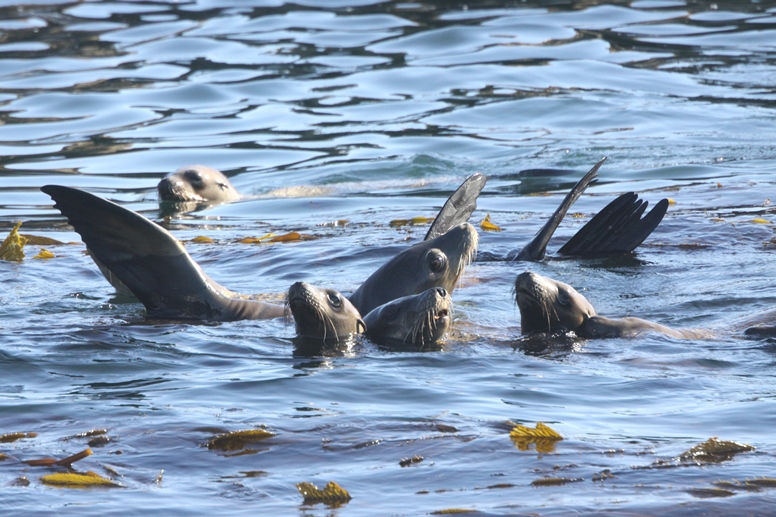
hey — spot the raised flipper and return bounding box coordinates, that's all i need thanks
[41,185,285,321]
[425,173,487,240]
[509,157,606,261]
[557,193,668,256]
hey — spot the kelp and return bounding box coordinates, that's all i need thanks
[33,249,56,259]
[207,429,275,451]
[296,480,352,506]
[531,477,583,487]
[41,471,119,488]
[509,422,563,453]
[239,232,314,243]
[0,432,37,443]
[713,477,776,492]
[24,448,93,467]
[679,437,754,463]
[0,222,26,261]
[390,216,434,228]
[399,455,424,467]
[480,213,502,231]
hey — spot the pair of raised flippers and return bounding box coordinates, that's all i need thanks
[42,158,671,347]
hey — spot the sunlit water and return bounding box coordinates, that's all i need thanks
[1,1,776,515]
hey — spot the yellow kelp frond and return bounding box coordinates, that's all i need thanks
[33,249,56,259]
[297,480,352,506]
[480,213,502,231]
[239,233,277,243]
[509,422,562,440]
[41,471,119,488]
[207,429,276,451]
[680,437,754,463]
[190,236,214,243]
[269,232,302,242]
[509,422,563,453]
[390,216,434,228]
[0,222,26,262]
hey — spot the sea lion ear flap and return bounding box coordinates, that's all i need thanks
[357,319,367,334]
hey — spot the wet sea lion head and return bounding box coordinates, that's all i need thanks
[364,287,452,349]
[349,222,478,315]
[514,271,597,334]
[287,282,365,343]
[157,165,240,203]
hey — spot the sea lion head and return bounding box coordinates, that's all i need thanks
[364,287,452,349]
[349,222,478,315]
[157,165,240,203]
[514,271,597,334]
[287,282,365,343]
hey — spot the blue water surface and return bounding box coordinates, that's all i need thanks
[1,1,775,515]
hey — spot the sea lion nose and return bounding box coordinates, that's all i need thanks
[435,287,447,297]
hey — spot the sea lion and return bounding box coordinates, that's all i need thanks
[514,271,706,339]
[363,287,452,349]
[157,165,240,204]
[349,222,478,316]
[287,282,365,343]
[41,185,285,321]
[287,283,453,348]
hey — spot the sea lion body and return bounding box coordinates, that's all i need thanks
[287,282,365,343]
[364,287,452,348]
[157,165,240,204]
[42,185,284,321]
[349,222,478,316]
[514,271,705,339]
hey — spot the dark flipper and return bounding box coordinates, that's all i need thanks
[425,173,487,241]
[557,194,668,256]
[510,157,606,261]
[41,185,284,321]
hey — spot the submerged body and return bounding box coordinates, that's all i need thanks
[514,271,707,339]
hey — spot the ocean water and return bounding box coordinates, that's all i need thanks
[1,1,775,515]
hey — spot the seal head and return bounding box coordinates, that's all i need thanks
[514,271,596,334]
[364,287,452,349]
[287,282,365,343]
[349,222,478,316]
[157,165,240,203]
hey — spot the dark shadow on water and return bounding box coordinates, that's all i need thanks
[510,329,582,358]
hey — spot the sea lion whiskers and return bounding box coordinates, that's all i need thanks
[455,226,479,282]
[403,293,452,350]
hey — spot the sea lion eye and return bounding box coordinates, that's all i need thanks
[558,291,571,306]
[326,292,342,308]
[427,251,447,273]
[383,304,400,322]
[183,169,203,186]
